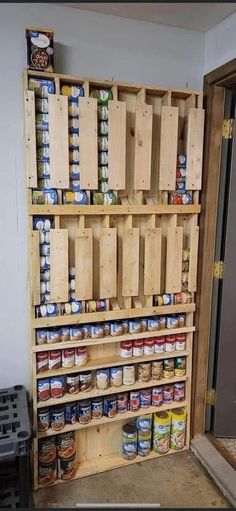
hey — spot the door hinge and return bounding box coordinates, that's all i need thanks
[213,261,224,279]
[206,388,216,406]
[222,118,234,139]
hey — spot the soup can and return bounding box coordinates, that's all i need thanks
[75,347,88,366]
[123,365,135,385]
[91,397,103,419]
[38,408,50,432]
[65,403,77,424]
[163,384,174,404]
[117,392,128,413]
[129,319,142,334]
[103,322,110,336]
[48,350,62,370]
[129,391,140,411]
[103,396,117,418]
[140,389,152,408]
[147,317,159,332]
[174,382,185,402]
[91,324,104,339]
[82,325,91,339]
[138,362,151,383]
[120,341,133,358]
[36,352,49,373]
[143,339,155,355]
[47,327,61,344]
[70,327,83,341]
[153,411,171,454]
[38,459,57,486]
[80,371,92,392]
[152,387,163,406]
[175,333,186,351]
[165,335,176,352]
[111,322,123,337]
[50,407,65,432]
[136,414,152,436]
[36,329,47,345]
[122,320,129,334]
[57,432,75,459]
[178,313,186,327]
[67,375,80,395]
[96,368,109,390]
[110,367,123,387]
[163,359,175,379]
[122,424,137,460]
[167,315,179,329]
[138,435,151,457]
[62,348,75,368]
[152,361,163,380]
[85,300,97,313]
[77,400,91,424]
[50,376,66,399]
[158,316,167,330]
[37,379,50,402]
[133,339,143,357]
[154,337,165,354]
[140,318,147,332]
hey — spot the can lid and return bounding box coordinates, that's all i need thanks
[79,399,91,406]
[51,406,64,413]
[91,397,103,403]
[122,424,137,435]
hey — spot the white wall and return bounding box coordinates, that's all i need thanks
[204,11,236,73]
[0,3,204,389]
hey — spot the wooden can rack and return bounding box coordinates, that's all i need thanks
[24,69,204,489]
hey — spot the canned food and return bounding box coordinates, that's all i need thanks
[110,322,123,337]
[68,102,80,117]
[175,333,186,351]
[91,324,104,339]
[98,136,108,151]
[163,359,175,379]
[80,371,92,392]
[98,181,109,193]
[69,133,79,149]
[103,396,117,418]
[120,341,133,359]
[40,244,50,256]
[174,292,192,304]
[36,114,49,132]
[110,367,123,387]
[37,379,50,401]
[122,320,129,334]
[174,382,185,402]
[175,357,186,377]
[136,414,152,436]
[47,328,61,344]
[167,315,179,329]
[163,384,174,404]
[35,98,49,114]
[69,164,80,180]
[123,365,135,385]
[129,391,140,411]
[62,84,84,99]
[140,318,147,332]
[38,408,50,432]
[91,398,103,419]
[117,392,128,413]
[40,270,50,283]
[178,314,186,327]
[38,459,57,486]
[129,319,142,334]
[62,348,75,368]
[152,361,163,380]
[122,424,137,460]
[98,121,109,135]
[154,337,165,354]
[133,339,143,357]
[67,375,80,394]
[171,407,186,450]
[57,432,75,459]
[50,407,65,431]
[36,130,49,147]
[38,436,57,463]
[50,377,66,399]
[77,400,91,424]
[98,105,108,120]
[85,300,97,313]
[102,322,110,336]
[48,350,61,370]
[90,89,113,105]
[36,352,49,373]
[165,335,176,352]
[147,317,159,332]
[65,403,77,424]
[138,434,151,456]
[182,261,189,272]
[75,347,88,366]
[71,301,83,314]
[98,165,108,182]
[96,300,106,311]
[82,325,91,339]
[153,411,171,454]
[168,191,192,205]
[143,339,155,355]
[58,452,77,480]
[152,387,163,406]
[40,256,50,270]
[138,362,151,383]
[140,389,152,408]
[70,327,83,341]
[36,329,47,345]
[96,368,109,390]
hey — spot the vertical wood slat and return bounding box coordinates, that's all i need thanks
[134,103,153,190]
[50,229,69,302]
[165,226,183,293]
[188,226,199,292]
[186,108,205,190]
[30,231,40,305]
[48,95,69,189]
[108,101,126,190]
[24,90,37,188]
[99,228,117,298]
[122,228,139,296]
[159,106,179,190]
[79,97,98,189]
[75,228,93,300]
[144,228,162,295]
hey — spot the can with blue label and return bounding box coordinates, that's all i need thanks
[40,270,50,282]
[98,121,109,136]
[37,161,50,178]
[29,78,55,98]
[70,301,82,314]
[69,149,79,164]
[110,322,123,337]
[167,315,179,329]
[129,319,142,334]
[47,327,61,344]
[91,398,103,419]
[69,117,79,133]
[70,180,80,192]
[32,189,58,205]
[69,133,79,149]
[103,322,110,336]
[36,329,47,345]
[61,84,84,100]
[136,414,152,436]
[40,244,50,256]
[40,256,50,270]
[68,102,80,117]
[77,400,91,425]
[35,98,49,114]
[140,390,152,408]
[37,146,50,162]
[122,320,129,334]
[36,130,49,147]
[50,407,65,431]
[70,326,83,341]
[147,317,159,332]
[117,392,128,413]
[122,424,137,460]
[69,164,80,180]
[46,304,59,317]
[91,324,104,339]
[103,396,117,418]
[82,325,91,339]
[138,436,151,457]
[36,113,49,131]
[110,367,123,387]
[65,403,77,424]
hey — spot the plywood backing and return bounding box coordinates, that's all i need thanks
[50,229,69,302]
[186,108,205,190]
[134,102,153,190]
[159,106,179,191]
[24,90,37,188]
[79,97,98,189]
[75,228,93,300]
[48,95,69,189]
[108,101,126,190]
[99,228,117,298]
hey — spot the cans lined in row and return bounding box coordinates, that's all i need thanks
[37,382,186,432]
[120,333,186,358]
[153,291,192,306]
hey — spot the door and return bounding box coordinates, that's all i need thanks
[211,88,236,437]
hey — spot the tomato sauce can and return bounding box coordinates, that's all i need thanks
[152,386,163,406]
[38,408,50,432]
[62,348,75,368]
[36,352,49,373]
[37,379,50,402]
[65,403,77,424]
[48,350,62,370]
[129,391,140,411]
[154,337,165,354]
[50,376,66,399]
[163,384,174,404]
[117,392,128,413]
[50,407,65,431]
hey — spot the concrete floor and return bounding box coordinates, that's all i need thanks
[34,451,230,508]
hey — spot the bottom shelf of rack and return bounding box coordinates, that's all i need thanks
[38,446,187,489]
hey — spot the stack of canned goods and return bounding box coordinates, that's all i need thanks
[61,84,88,205]
[168,154,192,205]
[36,346,89,373]
[153,291,192,306]
[29,77,59,205]
[34,216,54,304]
[90,88,117,205]
[182,248,190,292]
[38,431,77,486]
[37,382,186,433]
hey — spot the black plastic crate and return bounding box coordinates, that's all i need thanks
[0,386,31,460]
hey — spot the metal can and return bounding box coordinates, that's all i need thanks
[91,397,103,419]
[129,319,142,334]
[70,327,83,341]
[138,435,151,457]
[57,431,75,459]
[153,411,171,454]
[77,400,91,424]
[58,452,77,480]
[50,407,65,432]
[65,403,77,424]
[36,329,47,345]
[111,322,123,337]
[123,365,135,385]
[103,396,117,418]
[133,339,144,357]
[96,368,109,390]
[98,121,109,136]
[122,424,137,460]
[174,292,192,305]
[36,352,49,373]
[96,300,106,311]
[80,371,92,392]
[75,347,88,366]
[140,318,147,332]
[37,379,50,402]
[38,408,50,432]
[163,359,175,379]
[103,322,110,336]
[67,375,80,394]
[82,325,91,339]
[120,341,133,358]
[138,362,151,383]
[152,387,163,406]
[129,391,140,411]
[47,327,61,344]
[147,317,159,332]
[158,316,167,330]
[163,384,174,404]
[110,367,123,387]
[136,414,152,436]
[90,324,104,339]
[175,357,186,377]
[152,361,163,380]
[117,392,128,413]
[38,459,57,486]
[98,105,108,120]
[143,339,155,355]
[98,136,108,151]
[50,376,66,399]
[140,389,152,408]
[154,337,165,354]
[174,382,185,402]
[48,350,62,370]
[62,348,75,368]
[165,335,176,352]
[178,314,186,328]
[122,320,129,334]
[175,333,186,351]
[167,315,179,329]
[85,300,97,313]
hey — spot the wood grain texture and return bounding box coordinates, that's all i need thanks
[159,106,179,191]
[79,97,98,189]
[165,227,183,293]
[186,108,205,190]
[144,228,162,295]
[108,101,126,190]
[24,90,37,188]
[48,95,69,189]
[30,231,40,305]
[188,227,199,292]
[134,102,153,190]
[75,228,93,300]
[122,228,139,296]
[50,229,69,302]
[99,228,117,298]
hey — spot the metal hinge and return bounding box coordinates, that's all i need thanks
[222,118,234,139]
[206,388,216,406]
[214,261,224,279]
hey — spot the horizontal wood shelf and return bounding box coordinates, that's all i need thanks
[29,204,201,216]
[37,399,188,438]
[33,326,195,352]
[36,350,189,378]
[38,446,187,487]
[33,304,196,328]
[37,375,188,408]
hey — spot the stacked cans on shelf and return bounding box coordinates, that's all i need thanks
[38,432,77,485]
[29,77,58,205]
[182,248,190,292]
[168,154,192,205]
[61,84,88,205]
[90,88,117,205]
[34,217,54,304]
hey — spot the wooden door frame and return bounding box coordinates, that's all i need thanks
[192,58,236,438]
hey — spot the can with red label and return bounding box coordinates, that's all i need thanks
[37,379,50,401]
[48,350,62,370]
[154,337,165,354]
[133,339,143,357]
[174,382,185,402]
[62,348,75,368]
[50,377,66,399]
[129,391,140,411]
[117,392,128,413]
[36,352,49,373]
[75,347,88,366]
[165,335,176,352]
[175,333,186,351]
[143,339,155,355]
[120,341,133,358]
[152,387,163,406]
[163,384,174,404]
